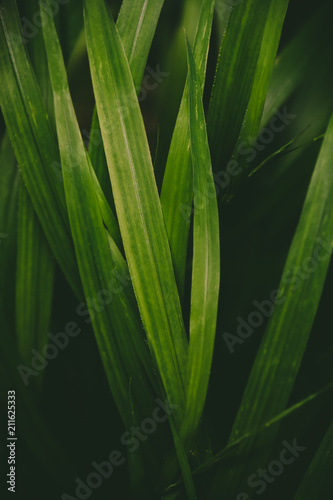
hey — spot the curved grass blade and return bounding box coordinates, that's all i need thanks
[181,39,220,442]
[248,132,325,180]
[0,0,66,214]
[0,0,121,297]
[84,0,188,421]
[16,183,54,371]
[160,0,215,298]
[294,419,333,499]
[207,0,272,173]
[0,0,82,298]
[14,0,55,378]
[40,0,157,426]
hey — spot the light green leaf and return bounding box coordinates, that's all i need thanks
[88,0,165,202]
[160,0,215,298]
[181,39,220,443]
[116,0,165,89]
[0,0,121,297]
[84,0,188,421]
[41,0,156,426]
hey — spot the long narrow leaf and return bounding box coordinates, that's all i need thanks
[41,0,157,426]
[15,0,55,376]
[209,112,333,498]
[116,0,165,89]
[181,39,220,442]
[84,0,189,420]
[88,0,165,201]
[160,0,215,298]
[0,0,81,297]
[0,0,121,298]
[231,0,289,180]
[231,112,333,437]
[207,0,272,173]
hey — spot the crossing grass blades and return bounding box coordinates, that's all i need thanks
[0,0,333,498]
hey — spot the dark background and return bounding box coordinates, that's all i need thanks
[1,0,333,499]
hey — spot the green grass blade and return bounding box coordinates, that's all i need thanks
[16,183,54,370]
[88,108,113,207]
[88,0,165,201]
[116,0,165,89]
[231,112,333,440]
[89,161,122,248]
[0,0,82,298]
[41,0,156,426]
[0,0,66,214]
[14,0,55,378]
[231,0,289,176]
[207,0,272,172]
[153,0,203,186]
[294,419,333,499]
[207,112,333,499]
[170,418,198,500]
[84,0,188,421]
[238,55,333,236]
[24,0,55,126]
[181,39,220,442]
[160,0,215,298]
[0,0,121,298]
